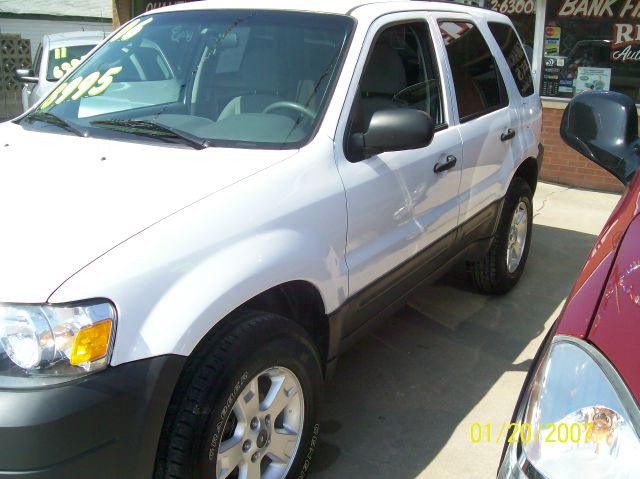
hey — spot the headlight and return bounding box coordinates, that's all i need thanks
[0,301,116,387]
[500,335,640,478]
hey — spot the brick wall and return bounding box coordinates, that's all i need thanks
[539,105,625,193]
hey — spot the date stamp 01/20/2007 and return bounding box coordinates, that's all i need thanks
[470,422,598,445]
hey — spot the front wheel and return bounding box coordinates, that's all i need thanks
[467,177,533,294]
[155,311,322,479]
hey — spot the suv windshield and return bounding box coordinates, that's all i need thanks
[22,10,353,149]
[47,44,96,81]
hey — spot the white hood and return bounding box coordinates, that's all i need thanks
[0,123,296,302]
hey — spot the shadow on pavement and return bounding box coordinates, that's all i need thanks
[309,223,598,478]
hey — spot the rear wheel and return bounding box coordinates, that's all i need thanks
[155,311,322,479]
[467,177,533,294]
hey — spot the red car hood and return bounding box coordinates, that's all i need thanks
[556,171,640,402]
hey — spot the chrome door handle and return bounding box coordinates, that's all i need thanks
[434,155,457,173]
[501,128,516,141]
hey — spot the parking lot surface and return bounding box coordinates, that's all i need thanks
[309,182,621,479]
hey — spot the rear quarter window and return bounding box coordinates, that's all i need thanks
[488,22,534,97]
[438,20,509,122]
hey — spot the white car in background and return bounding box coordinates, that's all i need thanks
[15,31,108,111]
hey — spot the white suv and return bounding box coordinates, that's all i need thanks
[0,2,542,478]
[15,31,108,111]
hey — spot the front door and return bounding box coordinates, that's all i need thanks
[334,15,463,337]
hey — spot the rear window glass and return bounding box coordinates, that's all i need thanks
[488,22,534,97]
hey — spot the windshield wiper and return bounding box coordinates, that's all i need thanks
[25,111,88,137]
[90,119,211,150]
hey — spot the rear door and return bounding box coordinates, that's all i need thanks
[433,15,520,229]
[486,20,541,163]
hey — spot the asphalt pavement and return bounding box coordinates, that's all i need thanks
[308,182,621,479]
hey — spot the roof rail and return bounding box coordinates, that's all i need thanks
[410,0,493,11]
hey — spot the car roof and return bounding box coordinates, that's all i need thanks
[149,0,492,17]
[44,31,108,47]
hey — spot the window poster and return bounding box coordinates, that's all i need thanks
[574,67,612,94]
[541,56,562,96]
[544,26,561,56]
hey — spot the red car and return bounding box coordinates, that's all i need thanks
[498,91,640,478]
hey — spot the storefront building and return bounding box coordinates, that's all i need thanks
[115,0,638,191]
[458,0,638,191]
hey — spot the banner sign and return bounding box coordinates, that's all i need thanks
[555,0,640,61]
[489,0,536,14]
[612,23,640,60]
[132,0,198,16]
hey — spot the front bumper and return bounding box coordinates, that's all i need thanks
[0,355,185,478]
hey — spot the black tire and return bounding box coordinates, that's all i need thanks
[155,311,323,479]
[467,177,533,294]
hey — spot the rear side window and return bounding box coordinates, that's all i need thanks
[488,22,534,97]
[438,21,508,122]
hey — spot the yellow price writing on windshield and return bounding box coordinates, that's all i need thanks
[54,47,68,60]
[52,56,89,80]
[40,66,123,110]
[111,17,154,43]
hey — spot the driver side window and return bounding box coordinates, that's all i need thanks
[349,21,444,137]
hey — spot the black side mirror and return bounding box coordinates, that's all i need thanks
[350,109,435,160]
[15,68,38,84]
[560,91,639,185]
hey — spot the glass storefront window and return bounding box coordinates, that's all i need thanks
[541,0,640,102]
[487,0,537,48]
[454,0,536,59]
